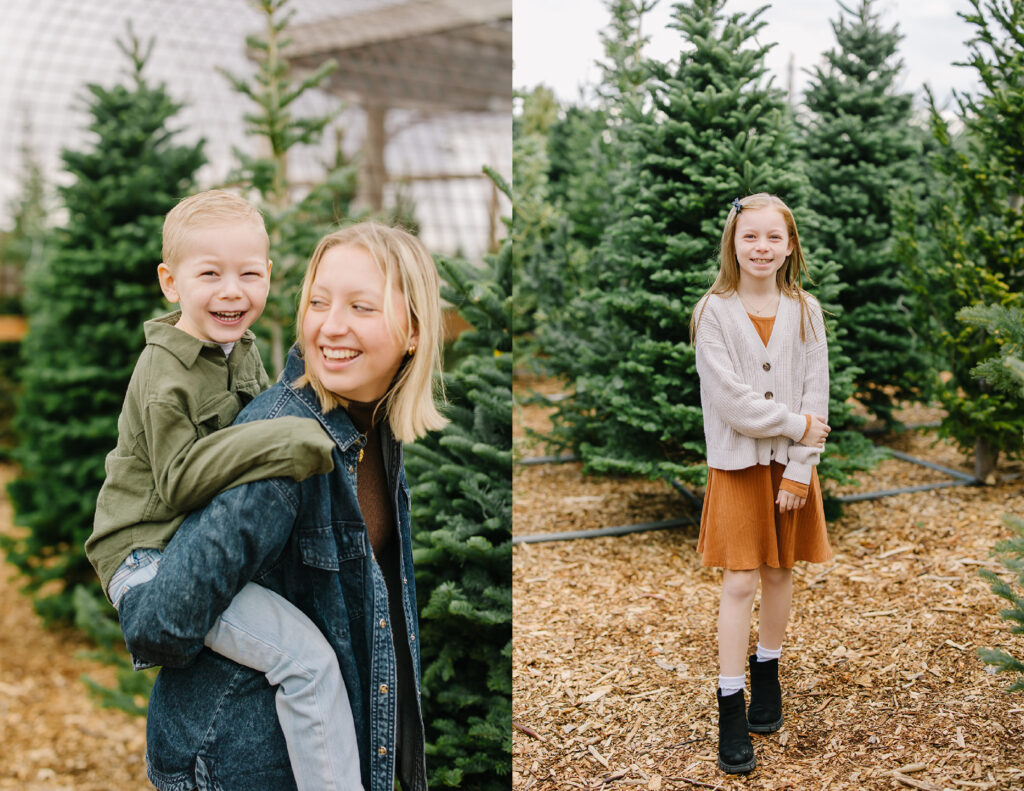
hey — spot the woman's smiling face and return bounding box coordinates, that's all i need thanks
[301,244,415,403]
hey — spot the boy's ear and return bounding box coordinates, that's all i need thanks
[157,263,180,303]
[266,259,273,277]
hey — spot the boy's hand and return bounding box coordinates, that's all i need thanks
[776,489,806,513]
[800,414,829,448]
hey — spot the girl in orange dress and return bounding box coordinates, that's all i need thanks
[690,194,832,774]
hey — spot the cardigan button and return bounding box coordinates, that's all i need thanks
[763,362,771,371]
[765,391,774,399]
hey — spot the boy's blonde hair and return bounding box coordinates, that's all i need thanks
[162,190,269,269]
[293,222,448,442]
[691,193,819,342]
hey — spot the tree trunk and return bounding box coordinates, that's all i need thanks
[974,435,999,483]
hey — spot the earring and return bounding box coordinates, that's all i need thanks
[407,346,416,356]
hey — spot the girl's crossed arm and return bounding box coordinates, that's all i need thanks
[782,306,830,488]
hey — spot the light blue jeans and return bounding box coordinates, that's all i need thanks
[110,548,364,791]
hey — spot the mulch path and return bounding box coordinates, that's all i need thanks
[513,376,1024,791]
[0,465,150,790]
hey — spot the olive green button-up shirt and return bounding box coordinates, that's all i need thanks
[86,312,335,597]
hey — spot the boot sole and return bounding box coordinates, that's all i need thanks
[718,755,757,774]
[748,716,783,734]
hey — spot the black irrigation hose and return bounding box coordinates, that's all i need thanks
[884,449,978,483]
[515,424,947,468]
[514,445,984,545]
[668,477,704,509]
[518,453,578,466]
[836,478,976,502]
[513,517,696,545]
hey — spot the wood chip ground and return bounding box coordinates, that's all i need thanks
[514,376,1024,791]
[0,465,150,790]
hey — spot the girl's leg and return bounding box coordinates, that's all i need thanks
[204,583,364,791]
[716,569,759,774]
[718,569,759,678]
[757,565,793,650]
[748,564,793,734]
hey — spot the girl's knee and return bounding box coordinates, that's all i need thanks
[759,565,792,586]
[722,569,759,600]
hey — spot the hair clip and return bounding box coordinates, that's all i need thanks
[731,197,743,213]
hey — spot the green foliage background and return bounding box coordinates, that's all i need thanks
[406,170,512,787]
[530,0,879,498]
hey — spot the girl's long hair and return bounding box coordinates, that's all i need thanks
[293,222,448,442]
[690,193,819,342]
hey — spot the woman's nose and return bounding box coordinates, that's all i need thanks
[320,306,350,336]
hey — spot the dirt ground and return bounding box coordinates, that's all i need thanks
[513,377,1024,791]
[0,465,151,790]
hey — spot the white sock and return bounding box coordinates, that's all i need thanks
[756,643,782,663]
[718,674,745,696]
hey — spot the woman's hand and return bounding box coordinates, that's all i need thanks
[800,414,830,448]
[776,489,807,513]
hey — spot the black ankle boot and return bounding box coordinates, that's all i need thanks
[747,655,783,733]
[716,688,756,773]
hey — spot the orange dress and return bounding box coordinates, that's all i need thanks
[697,314,832,570]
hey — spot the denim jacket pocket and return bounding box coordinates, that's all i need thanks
[298,526,340,571]
[333,521,368,628]
[299,522,367,641]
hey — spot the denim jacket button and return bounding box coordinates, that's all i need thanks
[348,465,355,474]
[379,684,388,694]
[379,618,387,628]
[409,633,416,642]
[378,746,387,756]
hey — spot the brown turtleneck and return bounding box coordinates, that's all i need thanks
[346,399,420,782]
[344,399,395,559]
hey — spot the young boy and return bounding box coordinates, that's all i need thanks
[85,190,364,791]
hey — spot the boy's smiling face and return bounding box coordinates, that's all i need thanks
[158,220,271,345]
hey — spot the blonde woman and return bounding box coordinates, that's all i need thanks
[118,222,447,791]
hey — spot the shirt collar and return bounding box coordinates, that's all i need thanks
[144,311,254,369]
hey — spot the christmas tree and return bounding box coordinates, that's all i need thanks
[512,86,567,344]
[897,0,1024,479]
[0,133,51,457]
[801,0,926,425]
[538,0,874,491]
[966,302,1024,690]
[3,31,205,622]
[516,1,659,352]
[218,0,360,377]
[405,169,512,788]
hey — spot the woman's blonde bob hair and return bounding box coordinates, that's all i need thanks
[690,192,819,342]
[293,222,448,442]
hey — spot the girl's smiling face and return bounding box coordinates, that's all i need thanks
[301,244,415,403]
[733,207,794,285]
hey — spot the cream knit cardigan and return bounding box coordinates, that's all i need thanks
[693,290,829,485]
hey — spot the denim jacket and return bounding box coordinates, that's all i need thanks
[117,346,427,791]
